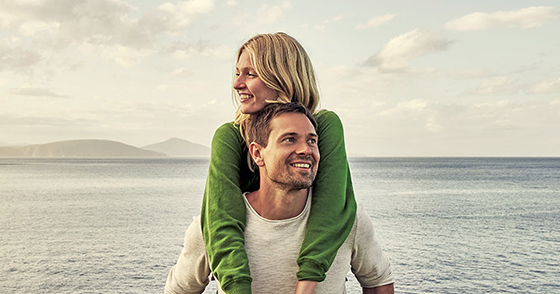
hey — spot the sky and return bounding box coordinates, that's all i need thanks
[1,0,559,156]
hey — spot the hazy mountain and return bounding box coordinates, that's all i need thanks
[0,139,166,157]
[142,138,210,157]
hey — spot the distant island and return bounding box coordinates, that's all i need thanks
[142,138,209,157]
[0,138,210,158]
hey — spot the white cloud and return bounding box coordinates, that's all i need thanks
[226,0,237,7]
[155,0,215,33]
[1,0,215,51]
[203,45,233,60]
[471,76,517,95]
[316,62,560,155]
[80,43,151,67]
[160,0,213,15]
[166,42,199,60]
[531,77,560,93]
[324,14,346,24]
[377,99,431,118]
[18,20,60,37]
[365,29,455,72]
[356,13,395,29]
[314,25,326,31]
[256,4,286,25]
[10,87,69,98]
[0,38,41,72]
[0,0,218,71]
[164,42,233,61]
[449,69,495,79]
[169,67,193,78]
[445,6,558,31]
[309,14,347,31]
[1,0,151,49]
[229,1,292,31]
[340,97,560,155]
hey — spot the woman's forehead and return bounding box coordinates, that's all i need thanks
[236,51,254,69]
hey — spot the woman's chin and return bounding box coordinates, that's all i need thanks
[240,106,264,115]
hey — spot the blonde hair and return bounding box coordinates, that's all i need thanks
[233,32,320,142]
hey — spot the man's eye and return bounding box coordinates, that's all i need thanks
[283,137,294,142]
[308,138,317,144]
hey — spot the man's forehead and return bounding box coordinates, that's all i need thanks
[269,113,316,136]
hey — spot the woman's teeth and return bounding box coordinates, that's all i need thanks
[240,94,253,101]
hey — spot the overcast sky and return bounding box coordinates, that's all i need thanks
[1,0,559,156]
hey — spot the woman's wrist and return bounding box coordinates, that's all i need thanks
[294,280,317,294]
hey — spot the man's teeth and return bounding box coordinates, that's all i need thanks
[292,163,310,168]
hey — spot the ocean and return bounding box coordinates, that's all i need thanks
[0,157,558,293]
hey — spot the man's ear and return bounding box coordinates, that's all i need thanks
[249,142,265,167]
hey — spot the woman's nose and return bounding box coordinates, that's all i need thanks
[233,76,245,90]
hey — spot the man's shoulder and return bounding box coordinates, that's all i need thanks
[183,216,204,244]
[345,204,373,246]
[355,204,374,233]
[355,204,369,223]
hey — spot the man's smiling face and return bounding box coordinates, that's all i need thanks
[258,112,320,191]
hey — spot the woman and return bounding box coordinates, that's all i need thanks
[201,32,357,294]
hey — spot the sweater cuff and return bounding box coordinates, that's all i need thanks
[222,280,252,294]
[296,260,327,282]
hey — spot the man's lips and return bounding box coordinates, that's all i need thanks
[289,161,313,169]
[291,163,311,168]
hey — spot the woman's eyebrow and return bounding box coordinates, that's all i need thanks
[236,65,255,71]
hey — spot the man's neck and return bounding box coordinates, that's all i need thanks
[246,186,309,220]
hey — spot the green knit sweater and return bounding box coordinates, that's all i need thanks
[200,110,357,294]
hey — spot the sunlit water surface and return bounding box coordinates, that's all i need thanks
[1,157,558,293]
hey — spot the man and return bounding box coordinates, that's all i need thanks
[165,103,394,294]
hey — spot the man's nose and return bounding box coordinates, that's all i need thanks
[296,141,313,155]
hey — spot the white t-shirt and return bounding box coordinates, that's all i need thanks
[165,190,393,294]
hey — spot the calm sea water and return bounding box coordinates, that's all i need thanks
[0,157,558,293]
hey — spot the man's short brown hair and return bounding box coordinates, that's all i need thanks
[245,102,317,147]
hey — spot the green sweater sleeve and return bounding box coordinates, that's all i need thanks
[200,122,257,294]
[201,111,357,288]
[296,110,358,281]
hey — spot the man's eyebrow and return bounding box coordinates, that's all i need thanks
[279,131,318,137]
[279,132,298,137]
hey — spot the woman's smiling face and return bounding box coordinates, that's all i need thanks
[233,50,278,114]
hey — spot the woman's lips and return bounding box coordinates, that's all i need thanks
[239,94,253,103]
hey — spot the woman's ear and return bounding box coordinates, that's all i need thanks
[249,142,265,167]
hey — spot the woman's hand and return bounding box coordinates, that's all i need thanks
[294,280,317,294]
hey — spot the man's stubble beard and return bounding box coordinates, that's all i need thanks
[268,161,317,192]
[270,172,315,191]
